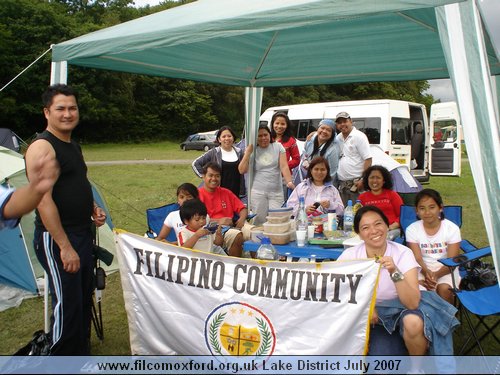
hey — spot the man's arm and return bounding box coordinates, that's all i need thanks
[234,207,248,229]
[26,140,80,274]
[3,149,59,220]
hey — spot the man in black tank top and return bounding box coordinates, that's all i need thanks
[25,84,107,355]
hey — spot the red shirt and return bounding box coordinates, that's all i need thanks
[358,189,403,225]
[277,136,300,172]
[198,186,245,219]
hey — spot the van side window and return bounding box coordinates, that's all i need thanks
[352,118,381,144]
[391,117,409,144]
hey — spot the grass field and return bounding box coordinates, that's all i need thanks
[0,141,493,355]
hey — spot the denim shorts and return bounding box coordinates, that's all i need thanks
[368,309,423,356]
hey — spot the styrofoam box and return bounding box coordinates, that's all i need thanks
[263,220,291,234]
[265,215,290,224]
[268,207,293,218]
[263,230,293,245]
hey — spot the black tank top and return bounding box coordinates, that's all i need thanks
[34,131,93,231]
[221,159,240,197]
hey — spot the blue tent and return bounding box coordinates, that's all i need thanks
[0,145,116,297]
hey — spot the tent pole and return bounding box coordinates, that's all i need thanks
[44,58,68,332]
[244,87,263,211]
[44,271,50,332]
[437,0,500,279]
[50,60,68,85]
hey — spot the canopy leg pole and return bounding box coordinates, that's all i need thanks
[44,271,50,333]
[50,60,67,85]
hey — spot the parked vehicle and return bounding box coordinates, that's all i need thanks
[259,99,463,182]
[429,102,462,176]
[180,131,217,151]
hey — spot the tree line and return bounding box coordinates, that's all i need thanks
[0,0,435,143]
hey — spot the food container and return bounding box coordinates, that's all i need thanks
[265,215,290,224]
[268,207,293,218]
[250,227,264,243]
[263,230,292,245]
[263,221,291,234]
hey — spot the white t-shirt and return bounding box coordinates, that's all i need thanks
[337,241,420,302]
[253,142,285,192]
[405,219,461,269]
[336,127,371,181]
[178,227,226,255]
[221,148,239,162]
[0,185,18,230]
[163,210,184,239]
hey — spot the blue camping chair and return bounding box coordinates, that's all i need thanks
[145,203,179,242]
[439,247,500,356]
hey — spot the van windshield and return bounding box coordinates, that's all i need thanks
[352,118,381,144]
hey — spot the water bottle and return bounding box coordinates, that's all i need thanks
[256,237,279,260]
[343,200,354,233]
[296,195,308,231]
[353,199,363,216]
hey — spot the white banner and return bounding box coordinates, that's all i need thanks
[116,232,379,356]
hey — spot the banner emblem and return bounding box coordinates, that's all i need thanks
[205,302,276,356]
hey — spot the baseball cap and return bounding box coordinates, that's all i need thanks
[335,111,351,121]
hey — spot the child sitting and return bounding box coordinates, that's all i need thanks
[178,199,226,255]
[406,188,461,304]
[157,183,200,243]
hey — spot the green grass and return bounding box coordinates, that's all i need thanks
[0,144,495,355]
[81,140,204,161]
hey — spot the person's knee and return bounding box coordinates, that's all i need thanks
[228,233,243,257]
[437,284,454,304]
[402,314,424,338]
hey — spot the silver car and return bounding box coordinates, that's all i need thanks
[180,132,217,151]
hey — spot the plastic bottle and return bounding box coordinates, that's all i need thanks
[327,209,337,231]
[296,195,308,231]
[353,199,363,216]
[343,200,354,233]
[256,237,279,260]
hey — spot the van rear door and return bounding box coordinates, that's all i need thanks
[429,102,462,176]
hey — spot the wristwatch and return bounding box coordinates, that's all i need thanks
[390,270,405,283]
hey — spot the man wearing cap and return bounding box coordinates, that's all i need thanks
[335,111,372,205]
[299,119,340,185]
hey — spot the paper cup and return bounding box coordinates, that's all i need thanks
[296,230,307,247]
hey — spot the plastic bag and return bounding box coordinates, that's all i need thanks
[14,330,51,356]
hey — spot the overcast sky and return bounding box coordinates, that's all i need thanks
[132,0,499,102]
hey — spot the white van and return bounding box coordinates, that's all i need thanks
[260,99,433,181]
[429,102,462,176]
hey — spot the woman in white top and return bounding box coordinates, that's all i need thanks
[239,125,295,226]
[192,126,245,198]
[405,189,461,304]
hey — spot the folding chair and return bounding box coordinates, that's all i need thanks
[145,202,179,242]
[439,247,500,356]
[394,205,473,252]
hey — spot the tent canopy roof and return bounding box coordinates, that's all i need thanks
[52,0,500,87]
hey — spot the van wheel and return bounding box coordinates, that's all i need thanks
[203,145,210,151]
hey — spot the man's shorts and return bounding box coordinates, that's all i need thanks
[223,222,253,249]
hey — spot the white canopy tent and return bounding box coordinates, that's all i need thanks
[50,0,500,278]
